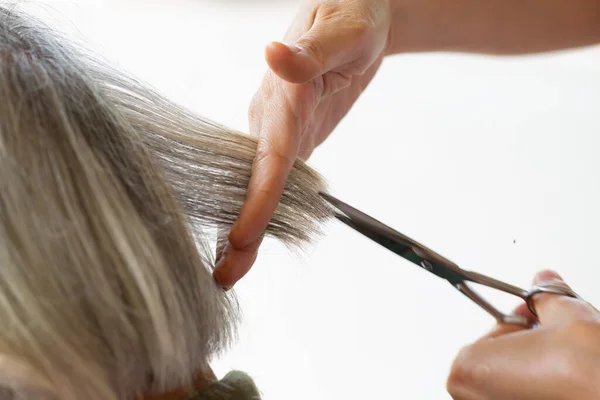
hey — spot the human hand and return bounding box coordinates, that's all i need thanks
[447,270,600,400]
[213,0,394,287]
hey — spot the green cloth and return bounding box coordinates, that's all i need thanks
[192,371,261,400]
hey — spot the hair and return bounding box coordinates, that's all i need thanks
[0,5,331,400]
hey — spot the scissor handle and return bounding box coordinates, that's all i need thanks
[525,284,582,316]
[462,270,530,298]
[318,193,584,327]
[454,281,532,327]
[454,279,582,327]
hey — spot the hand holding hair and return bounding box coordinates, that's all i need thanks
[447,270,600,400]
[216,0,600,289]
[214,0,393,288]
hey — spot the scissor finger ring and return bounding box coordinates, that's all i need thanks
[526,283,582,316]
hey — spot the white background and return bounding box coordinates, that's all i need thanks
[16,0,600,398]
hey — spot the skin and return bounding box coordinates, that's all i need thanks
[142,274,600,400]
[213,0,600,287]
[447,270,600,399]
[211,1,600,395]
[212,0,392,287]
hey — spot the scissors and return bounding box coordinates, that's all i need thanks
[320,192,581,327]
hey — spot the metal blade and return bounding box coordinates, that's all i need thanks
[320,192,466,283]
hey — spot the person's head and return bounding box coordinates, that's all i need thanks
[0,6,330,399]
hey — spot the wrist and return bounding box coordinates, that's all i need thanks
[386,0,442,55]
[387,0,480,55]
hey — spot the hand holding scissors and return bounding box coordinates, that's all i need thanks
[322,193,600,399]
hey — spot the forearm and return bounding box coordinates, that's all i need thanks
[388,0,600,55]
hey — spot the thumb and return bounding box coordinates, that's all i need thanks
[266,16,376,84]
[530,270,594,326]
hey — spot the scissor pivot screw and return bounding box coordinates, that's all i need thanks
[421,260,434,271]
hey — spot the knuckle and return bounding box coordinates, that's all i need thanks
[298,35,325,67]
[333,13,372,42]
[255,138,295,171]
[350,17,376,35]
[254,149,294,171]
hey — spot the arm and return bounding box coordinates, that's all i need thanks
[389,0,600,54]
[216,0,600,288]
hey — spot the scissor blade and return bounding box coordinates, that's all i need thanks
[321,192,419,248]
[320,192,466,283]
[334,213,424,265]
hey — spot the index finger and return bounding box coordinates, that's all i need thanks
[213,80,312,288]
[229,80,309,248]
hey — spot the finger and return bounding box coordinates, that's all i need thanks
[266,8,381,83]
[447,330,567,400]
[448,273,597,400]
[212,236,263,289]
[213,82,299,289]
[481,303,535,340]
[229,96,302,244]
[216,75,311,287]
[226,76,315,254]
[227,128,297,247]
[530,270,595,326]
[511,301,538,324]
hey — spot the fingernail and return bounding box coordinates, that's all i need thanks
[213,243,234,288]
[448,386,485,400]
[288,44,303,54]
[213,264,233,290]
[266,41,301,56]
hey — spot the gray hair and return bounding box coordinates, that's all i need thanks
[0,5,331,399]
